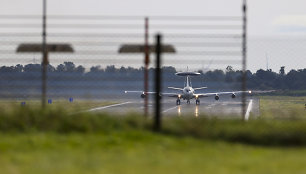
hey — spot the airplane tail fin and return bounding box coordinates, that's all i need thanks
[175,71,201,88]
[186,76,191,87]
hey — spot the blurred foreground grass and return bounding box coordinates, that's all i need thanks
[1,132,306,174]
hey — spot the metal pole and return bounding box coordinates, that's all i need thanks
[144,17,149,117]
[241,0,247,120]
[42,0,47,107]
[154,34,162,131]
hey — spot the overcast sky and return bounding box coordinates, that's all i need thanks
[1,0,306,72]
[2,0,306,36]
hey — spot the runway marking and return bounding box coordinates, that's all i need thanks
[206,104,216,108]
[88,102,131,112]
[139,105,153,109]
[162,106,179,113]
[245,99,253,121]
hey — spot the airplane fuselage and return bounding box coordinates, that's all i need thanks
[181,86,195,100]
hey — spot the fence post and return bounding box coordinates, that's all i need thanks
[241,0,247,120]
[41,0,48,108]
[154,34,162,131]
[144,17,149,117]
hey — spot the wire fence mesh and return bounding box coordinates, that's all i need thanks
[0,12,251,117]
[0,0,305,122]
[13,0,306,123]
[0,16,243,85]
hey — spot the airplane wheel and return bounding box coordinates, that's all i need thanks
[187,100,190,104]
[196,99,200,105]
[176,99,181,105]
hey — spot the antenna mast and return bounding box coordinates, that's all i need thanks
[266,52,269,70]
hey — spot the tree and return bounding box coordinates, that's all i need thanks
[75,65,85,73]
[15,64,23,72]
[90,66,102,73]
[255,69,277,81]
[225,66,235,83]
[162,66,176,73]
[105,65,116,73]
[47,64,55,72]
[64,62,76,72]
[119,66,127,74]
[205,70,225,81]
[0,66,15,72]
[23,64,41,72]
[226,66,234,72]
[56,64,65,72]
[280,66,285,76]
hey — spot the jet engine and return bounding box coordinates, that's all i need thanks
[215,95,220,100]
[231,93,236,98]
[140,93,146,98]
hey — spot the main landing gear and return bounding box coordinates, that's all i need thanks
[196,99,200,105]
[176,99,181,105]
[176,99,200,105]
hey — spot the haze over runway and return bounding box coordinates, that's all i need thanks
[88,97,259,119]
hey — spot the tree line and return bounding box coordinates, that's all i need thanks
[0,62,305,90]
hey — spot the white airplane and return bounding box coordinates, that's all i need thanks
[124,72,252,105]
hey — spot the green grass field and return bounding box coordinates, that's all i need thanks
[0,96,306,173]
[259,96,306,119]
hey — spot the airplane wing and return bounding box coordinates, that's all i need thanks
[250,90,276,94]
[194,91,252,98]
[124,91,155,94]
[124,91,179,98]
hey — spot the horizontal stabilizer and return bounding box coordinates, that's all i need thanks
[193,87,208,90]
[168,87,184,91]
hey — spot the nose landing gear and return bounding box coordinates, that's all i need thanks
[176,99,181,105]
[187,100,190,104]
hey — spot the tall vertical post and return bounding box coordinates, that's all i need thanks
[241,0,247,120]
[42,0,47,107]
[144,17,149,116]
[154,34,162,131]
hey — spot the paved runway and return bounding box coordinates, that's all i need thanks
[89,96,260,119]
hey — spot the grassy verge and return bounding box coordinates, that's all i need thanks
[0,99,117,113]
[0,107,306,146]
[259,96,306,119]
[261,90,306,96]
